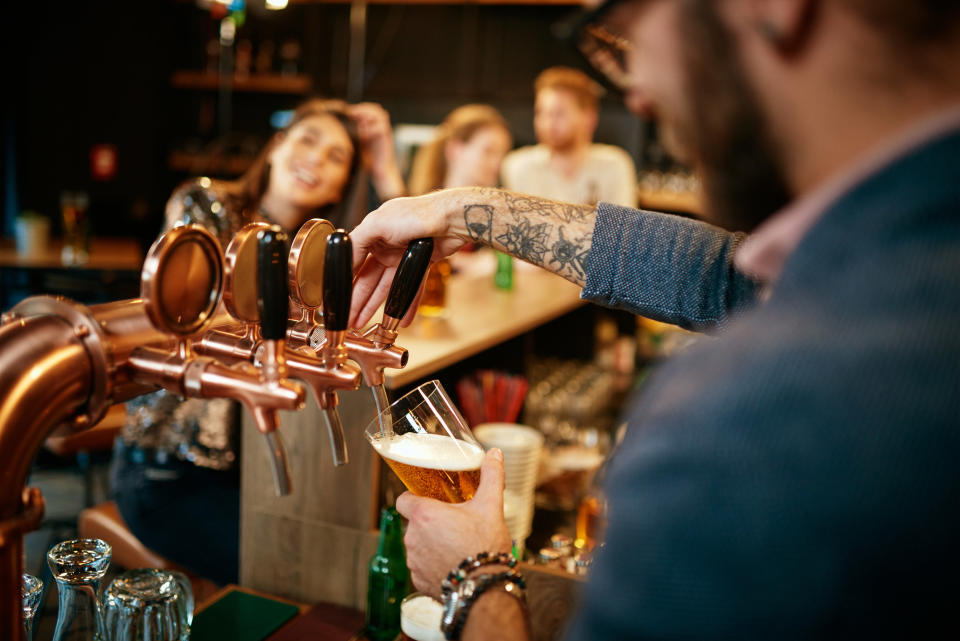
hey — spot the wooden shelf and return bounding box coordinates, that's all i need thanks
[638,188,702,216]
[0,237,142,271]
[292,0,582,4]
[167,150,255,176]
[170,70,312,94]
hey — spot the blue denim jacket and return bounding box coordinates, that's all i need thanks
[567,130,960,639]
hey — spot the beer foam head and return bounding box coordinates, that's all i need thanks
[401,595,445,641]
[373,432,484,471]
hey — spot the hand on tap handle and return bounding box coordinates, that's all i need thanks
[360,237,434,430]
[367,237,435,349]
[320,230,354,466]
[383,237,434,331]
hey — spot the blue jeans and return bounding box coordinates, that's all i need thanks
[110,441,240,584]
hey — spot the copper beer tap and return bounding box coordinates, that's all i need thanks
[357,238,435,419]
[126,226,305,497]
[202,220,362,466]
[0,224,306,640]
[313,230,358,466]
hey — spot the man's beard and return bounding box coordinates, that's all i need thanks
[540,129,579,154]
[672,0,792,232]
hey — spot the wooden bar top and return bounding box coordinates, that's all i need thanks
[0,237,142,270]
[384,254,585,389]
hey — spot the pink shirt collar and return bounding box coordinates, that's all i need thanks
[734,105,960,285]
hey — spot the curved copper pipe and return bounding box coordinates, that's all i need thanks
[0,315,93,641]
[0,315,92,516]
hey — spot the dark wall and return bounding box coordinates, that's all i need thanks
[358,4,642,152]
[5,1,643,248]
[7,2,175,246]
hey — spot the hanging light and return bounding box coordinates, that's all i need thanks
[266,0,288,9]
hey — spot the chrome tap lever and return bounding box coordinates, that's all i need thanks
[318,230,353,465]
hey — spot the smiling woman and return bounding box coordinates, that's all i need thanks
[164,99,367,251]
[110,97,404,585]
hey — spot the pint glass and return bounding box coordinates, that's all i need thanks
[365,380,484,503]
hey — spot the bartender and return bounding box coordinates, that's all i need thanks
[349,0,960,639]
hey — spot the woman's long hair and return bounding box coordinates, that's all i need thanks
[230,98,365,229]
[408,104,510,195]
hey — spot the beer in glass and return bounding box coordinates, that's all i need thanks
[365,380,485,503]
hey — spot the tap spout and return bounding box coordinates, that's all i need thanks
[262,431,293,497]
[348,330,409,387]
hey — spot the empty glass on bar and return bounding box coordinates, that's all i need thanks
[102,568,194,641]
[365,380,485,503]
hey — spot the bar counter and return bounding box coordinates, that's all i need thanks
[386,255,585,388]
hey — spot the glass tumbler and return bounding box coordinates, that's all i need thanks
[48,538,112,641]
[21,573,44,641]
[103,569,194,641]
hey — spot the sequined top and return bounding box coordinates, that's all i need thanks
[119,178,252,470]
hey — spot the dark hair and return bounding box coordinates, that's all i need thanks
[534,66,605,112]
[230,98,364,229]
[839,0,960,43]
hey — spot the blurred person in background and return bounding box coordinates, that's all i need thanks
[501,66,638,207]
[406,104,512,313]
[111,98,404,585]
[408,104,513,195]
[348,0,960,639]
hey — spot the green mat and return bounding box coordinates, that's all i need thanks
[190,590,300,641]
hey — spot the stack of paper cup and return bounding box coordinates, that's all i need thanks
[474,423,544,553]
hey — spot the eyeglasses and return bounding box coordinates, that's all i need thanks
[577,22,634,91]
[557,0,640,92]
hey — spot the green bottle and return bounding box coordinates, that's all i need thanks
[494,251,514,290]
[364,507,409,641]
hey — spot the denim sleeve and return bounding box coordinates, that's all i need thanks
[581,203,760,331]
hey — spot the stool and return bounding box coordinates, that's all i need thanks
[79,501,220,605]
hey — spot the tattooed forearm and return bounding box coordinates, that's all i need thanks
[549,226,590,279]
[502,192,592,223]
[495,218,549,264]
[463,204,494,244]
[459,189,595,286]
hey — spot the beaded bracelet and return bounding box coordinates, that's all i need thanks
[441,568,526,641]
[441,551,518,595]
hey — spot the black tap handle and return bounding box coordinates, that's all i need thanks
[323,230,353,332]
[384,237,434,320]
[257,226,290,342]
